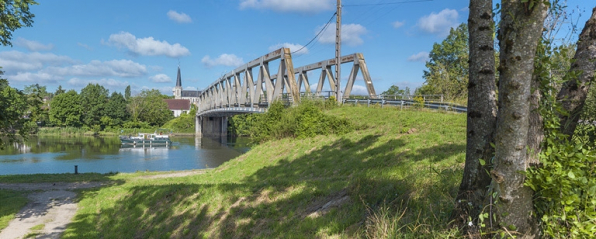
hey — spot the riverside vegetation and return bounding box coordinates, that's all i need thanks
[0,101,468,238]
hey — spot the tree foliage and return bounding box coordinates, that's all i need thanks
[419,23,469,101]
[80,83,109,127]
[105,92,129,127]
[0,78,31,148]
[49,90,83,127]
[380,85,410,97]
[131,89,173,126]
[0,0,38,46]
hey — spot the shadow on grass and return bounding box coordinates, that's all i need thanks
[64,135,465,238]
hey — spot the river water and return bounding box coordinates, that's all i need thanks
[0,136,250,175]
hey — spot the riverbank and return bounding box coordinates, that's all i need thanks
[0,106,466,237]
[36,127,196,136]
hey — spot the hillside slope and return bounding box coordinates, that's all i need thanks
[62,106,466,238]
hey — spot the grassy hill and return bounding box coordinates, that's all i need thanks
[2,106,467,238]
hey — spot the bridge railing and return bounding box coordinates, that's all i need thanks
[197,48,379,116]
[343,97,467,113]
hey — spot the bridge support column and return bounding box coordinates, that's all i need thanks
[195,116,202,137]
[200,116,229,138]
[222,116,228,138]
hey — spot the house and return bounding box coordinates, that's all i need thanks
[164,99,191,117]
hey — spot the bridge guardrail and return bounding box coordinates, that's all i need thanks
[343,98,467,113]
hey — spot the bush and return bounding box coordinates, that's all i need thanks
[122,121,152,129]
[230,100,353,142]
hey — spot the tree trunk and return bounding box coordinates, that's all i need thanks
[527,74,543,166]
[557,8,596,137]
[452,0,496,233]
[490,1,548,237]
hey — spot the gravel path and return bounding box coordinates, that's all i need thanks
[0,182,105,239]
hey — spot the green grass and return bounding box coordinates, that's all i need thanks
[2,106,467,238]
[0,189,28,231]
[0,172,119,183]
[23,223,44,238]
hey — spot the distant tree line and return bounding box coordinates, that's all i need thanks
[48,84,173,130]
[1,78,174,139]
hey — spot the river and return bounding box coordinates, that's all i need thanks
[0,135,250,175]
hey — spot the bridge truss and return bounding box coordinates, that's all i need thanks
[196,48,377,116]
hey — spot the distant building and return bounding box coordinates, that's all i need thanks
[164,99,191,117]
[173,66,201,103]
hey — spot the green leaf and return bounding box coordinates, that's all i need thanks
[479,159,486,166]
[568,171,575,179]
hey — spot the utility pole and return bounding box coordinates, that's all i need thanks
[335,0,342,103]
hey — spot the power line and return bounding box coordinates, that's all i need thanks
[292,12,337,55]
[343,0,432,7]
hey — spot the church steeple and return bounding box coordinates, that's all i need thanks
[173,65,182,99]
[176,65,182,87]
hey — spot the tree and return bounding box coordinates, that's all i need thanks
[457,1,596,236]
[0,78,30,149]
[137,89,173,126]
[54,85,65,96]
[556,11,596,137]
[125,85,131,101]
[80,83,109,127]
[419,23,469,101]
[381,85,405,96]
[49,90,83,127]
[0,0,38,148]
[451,0,496,234]
[127,89,173,126]
[0,0,38,46]
[105,92,129,127]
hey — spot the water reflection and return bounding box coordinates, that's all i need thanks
[0,136,250,175]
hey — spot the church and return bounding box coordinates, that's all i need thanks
[172,66,201,103]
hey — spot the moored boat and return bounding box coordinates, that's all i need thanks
[119,129,172,146]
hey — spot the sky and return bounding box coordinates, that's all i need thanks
[1,0,593,96]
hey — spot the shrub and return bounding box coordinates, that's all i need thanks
[229,100,353,142]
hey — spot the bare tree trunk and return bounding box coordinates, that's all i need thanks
[557,8,596,137]
[490,1,548,237]
[452,0,496,233]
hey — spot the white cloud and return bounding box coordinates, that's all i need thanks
[201,54,244,68]
[77,42,93,51]
[68,78,130,91]
[150,74,172,83]
[43,59,147,78]
[14,37,54,51]
[184,86,197,90]
[351,85,368,95]
[392,21,405,29]
[239,0,334,13]
[5,72,62,83]
[268,43,308,55]
[417,9,459,36]
[0,51,73,73]
[106,31,190,58]
[407,51,429,62]
[318,23,368,46]
[167,10,192,23]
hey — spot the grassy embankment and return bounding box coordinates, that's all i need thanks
[0,105,466,238]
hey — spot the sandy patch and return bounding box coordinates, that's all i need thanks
[0,182,105,239]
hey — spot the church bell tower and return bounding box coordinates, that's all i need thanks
[173,66,182,99]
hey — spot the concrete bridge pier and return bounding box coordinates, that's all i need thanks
[197,115,229,138]
[195,116,202,137]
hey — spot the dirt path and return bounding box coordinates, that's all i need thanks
[0,182,105,239]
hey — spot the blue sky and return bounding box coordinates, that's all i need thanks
[1,0,592,96]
